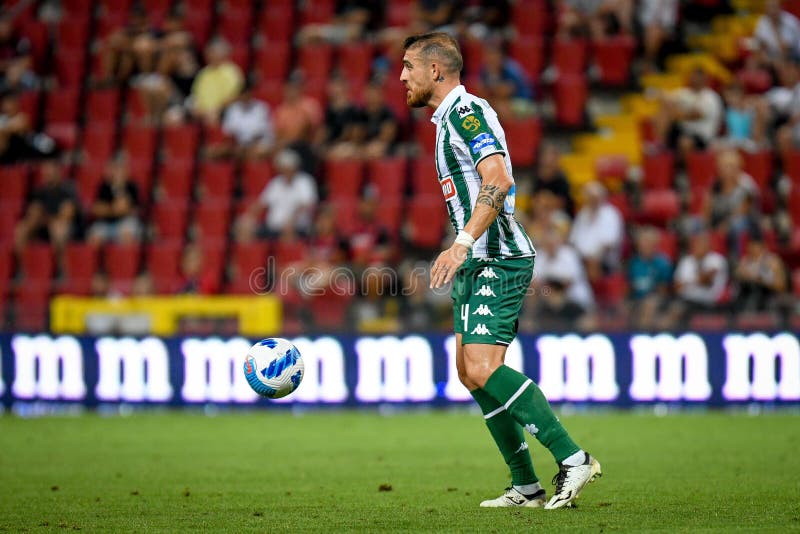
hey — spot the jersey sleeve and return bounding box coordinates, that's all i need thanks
[447,100,505,166]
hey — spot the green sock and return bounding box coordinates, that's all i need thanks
[471,388,538,486]
[482,365,580,463]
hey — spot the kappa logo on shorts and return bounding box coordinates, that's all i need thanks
[478,267,498,279]
[456,105,473,118]
[470,323,492,335]
[472,304,494,316]
[474,285,496,297]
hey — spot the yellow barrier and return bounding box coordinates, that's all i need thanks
[51,295,282,336]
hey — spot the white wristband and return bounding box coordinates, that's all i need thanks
[454,230,475,249]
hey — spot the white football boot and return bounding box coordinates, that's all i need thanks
[479,487,547,508]
[544,453,602,510]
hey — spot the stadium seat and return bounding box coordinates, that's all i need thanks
[741,149,773,190]
[152,200,190,240]
[162,123,199,162]
[94,4,129,39]
[75,161,106,208]
[381,76,411,124]
[736,68,772,94]
[259,3,294,43]
[19,19,48,72]
[146,241,183,294]
[142,0,170,26]
[122,124,157,165]
[406,195,447,249]
[298,44,334,82]
[689,313,729,331]
[85,88,120,127]
[504,118,542,167]
[367,157,406,198]
[686,151,717,190]
[309,291,354,331]
[788,187,800,225]
[784,150,800,184]
[19,243,54,286]
[227,241,271,294]
[299,0,335,25]
[462,39,485,79]
[241,160,273,201]
[229,46,252,73]
[198,161,235,200]
[607,192,632,220]
[18,90,40,126]
[642,151,675,190]
[54,51,86,89]
[595,154,629,183]
[82,124,117,166]
[184,9,212,48]
[253,41,291,82]
[13,284,51,332]
[0,206,20,244]
[709,229,728,255]
[511,0,548,37]
[104,243,142,283]
[157,160,195,201]
[411,157,441,198]
[272,239,309,270]
[657,229,679,262]
[252,79,284,108]
[386,0,413,27]
[59,243,99,295]
[595,272,627,309]
[0,165,29,213]
[552,38,588,75]
[735,312,780,330]
[0,247,12,297]
[337,43,373,87]
[127,158,155,204]
[509,37,546,82]
[638,190,680,227]
[592,35,636,86]
[45,88,81,148]
[193,201,231,242]
[324,158,364,200]
[553,74,587,127]
[412,114,437,153]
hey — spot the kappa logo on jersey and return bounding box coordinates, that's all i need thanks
[515,441,529,454]
[470,323,492,335]
[474,285,496,297]
[524,423,540,436]
[470,132,496,154]
[478,267,498,279]
[462,115,481,132]
[456,105,473,118]
[473,304,494,316]
[440,176,456,200]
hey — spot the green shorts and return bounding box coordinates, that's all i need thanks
[451,256,534,346]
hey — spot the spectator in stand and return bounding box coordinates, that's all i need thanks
[558,0,634,41]
[320,77,363,159]
[359,81,399,159]
[627,226,672,330]
[100,7,161,84]
[754,0,800,64]
[734,233,787,312]
[177,242,219,295]
[704,148,760,255]
[273,73,324,158]
[569,181,623,282]
[189,39,244,125]
[531,142,574,216]
[665,229,729,328]
[348,185,394,274]
[14,160,81,261]
[0,91,57,164]
[297,1,384,44]
[414,0,459,32]
[530,221,595,331]
[87,155,142,245]
[216,83,275,160]
[637,0,679,73]
[755,59,800,154]
[234,149,318,241]
[0,15,37,92]
[721,81,759,150]
[478,44,535,119]
[652,67,723,160]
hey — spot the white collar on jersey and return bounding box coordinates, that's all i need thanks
[431,85,466,124]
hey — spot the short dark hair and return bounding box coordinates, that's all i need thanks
[403,32,463,75]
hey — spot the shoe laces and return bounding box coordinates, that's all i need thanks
[551,465,569,493]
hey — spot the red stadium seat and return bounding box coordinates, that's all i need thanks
[142,0,171,26]
[162,123,199,162]
[324,158,364,200]
[642,151,675,190]
[552,38,588,75]
[657,229,679,262]
[19,243,54,285]
[146,241,183,294]
[18,90,40,126]
[45,88,81,148]
[252,79,284,108]
[736,68,772,94]
[406,195,447,249]
[783,150,800,184]
[309,291,354,331]
[0,165,29,212]
[607,192,631,220]
[104,243,142,283]
[0,205,20,243]
[595,272,627,308]
[592,35,635,86]
[511,0,549,37]
[462,39,485,79]
[299,0,335,25]
[412,114,437,152]
[227,241,271,294]
[241,160,273,201]
[298,44,334,82]
[184,10,212,48]
[193,201,231,241]
[639,190,680,227]
[75,161,106,208]
[82,124,117,165]
[553,74,587,127]
[337,43,374,87]
[13,284,50,332]
[788,187,800,225]
[272,239,309,268]
[152,200,190,240]
[94,3,129,38]
[509,37,545,81]
[686,151,717,191]
[504,117,542,167]
[386,0,413,27]
[367,157,406,198]
[198,161,235,200]
[741,149,773,190]
[411,157,441,197]
[595,155,629,185]
[254,41,291,82]
[259,3,295,43]
[85,88,120,126]
[0,247,12,296]
[122,124,157,164]
[374,197,403,236]
[55,51,86,88]
[59,243,99,295]
[157,160,195,201]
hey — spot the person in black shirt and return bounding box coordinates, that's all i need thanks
[14,159,81,256]
[532,142,575,216]
[87,156,142,245]
[360,82,399,159]
[321,77,363,159]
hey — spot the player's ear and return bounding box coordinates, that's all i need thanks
[431,62,442,82]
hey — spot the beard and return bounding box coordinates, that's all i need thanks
[406,84,434,108]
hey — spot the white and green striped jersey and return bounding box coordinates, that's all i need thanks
[430,85,535,259]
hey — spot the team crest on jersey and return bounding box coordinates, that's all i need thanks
[440,176,456,200]
[470,132,496,154]
[456,105,473,118]
[462,115,481,132]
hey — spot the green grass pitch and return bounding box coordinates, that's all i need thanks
[1,411,799,532]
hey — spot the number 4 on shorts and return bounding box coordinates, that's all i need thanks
[460,304,469,332]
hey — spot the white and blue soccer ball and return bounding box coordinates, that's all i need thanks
[243,338,304,399]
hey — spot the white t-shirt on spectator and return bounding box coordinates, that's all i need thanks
[223,99,274,146]
[569,203,623,264]
[534,244,595,310]
[639,0,679,28]
[674,251,728,305]
[259,172,318,233]
[755,12,800,59]
[673,87,724,143]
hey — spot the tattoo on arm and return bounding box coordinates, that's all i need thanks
[475,184,507,213]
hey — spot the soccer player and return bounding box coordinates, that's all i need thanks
[400,33,601,509]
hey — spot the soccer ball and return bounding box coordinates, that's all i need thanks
[243,338,304,399]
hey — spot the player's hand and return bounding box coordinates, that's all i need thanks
[430,244,468,289]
